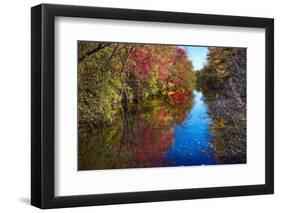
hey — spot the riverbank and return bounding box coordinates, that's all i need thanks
[202,88,246,164]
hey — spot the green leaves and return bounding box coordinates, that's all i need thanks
[78,42,196,128]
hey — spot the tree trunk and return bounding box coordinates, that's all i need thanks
[120,89,134,143]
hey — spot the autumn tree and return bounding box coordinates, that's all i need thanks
[197,47,247,164]
[78,41,196,151]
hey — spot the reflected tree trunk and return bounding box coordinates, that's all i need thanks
[120,88,135,143]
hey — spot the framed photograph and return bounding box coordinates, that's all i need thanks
[31,3,274,209]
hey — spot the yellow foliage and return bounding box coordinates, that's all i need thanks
[212,118,226,131]
[168,91,175,96]
[167,82,175,88]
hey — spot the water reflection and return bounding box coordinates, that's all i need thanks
[79,89,218,170]
[165,91,214,166]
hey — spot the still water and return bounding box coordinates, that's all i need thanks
[165,90,214,166]
[79,90,216,170]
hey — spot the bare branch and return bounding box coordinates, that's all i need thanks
[79,43,111,63]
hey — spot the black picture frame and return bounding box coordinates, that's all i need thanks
[31,3,274,209]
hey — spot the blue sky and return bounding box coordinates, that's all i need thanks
[181,46,208,71]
